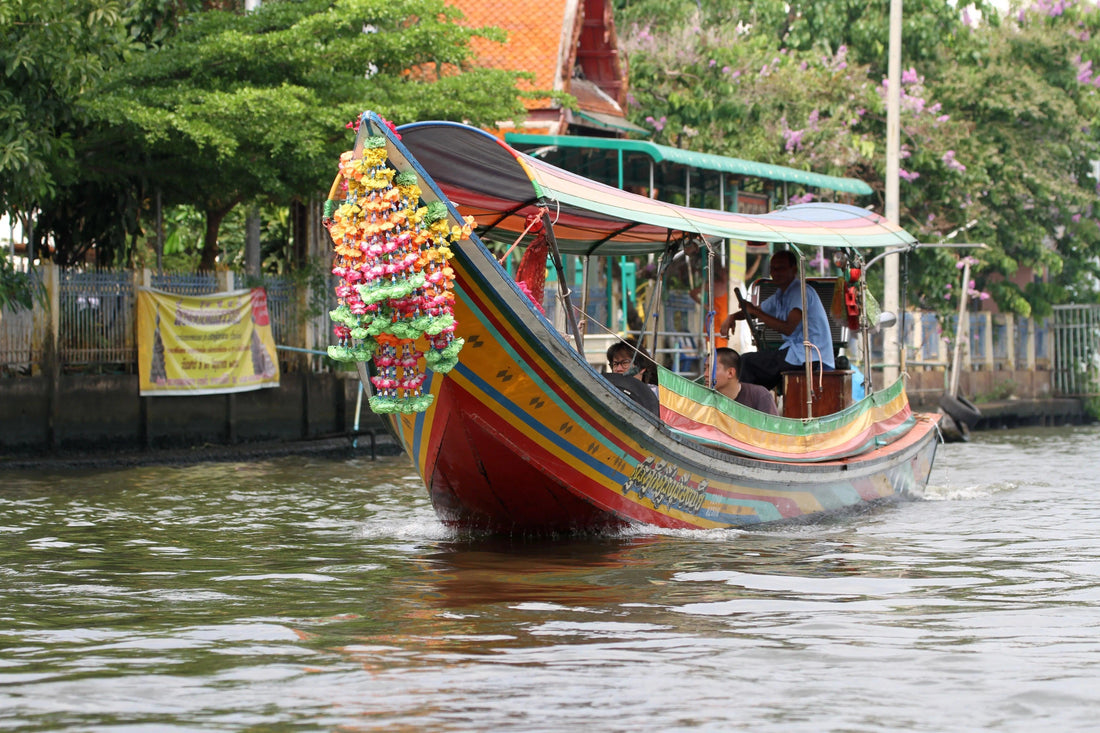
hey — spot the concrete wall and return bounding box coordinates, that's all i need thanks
[906,367,1053,410]
[0,372,380,455]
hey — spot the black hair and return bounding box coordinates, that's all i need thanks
[607,337,658,384]
[715,347,741,379]
[771,249,797,268]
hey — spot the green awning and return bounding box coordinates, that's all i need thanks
[571,109,652,135]
[504,133,873,196]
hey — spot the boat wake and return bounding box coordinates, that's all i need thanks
[921,480,1018,501]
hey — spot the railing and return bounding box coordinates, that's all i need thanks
[0,269,46,373]
[150,271,218,296]
[1052,304,1100,396]
[0,266,304,373]
[3,266,1095,395]
[58,268,134,367]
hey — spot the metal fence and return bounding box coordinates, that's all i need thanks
[1052,304,1100,396]
[262,276,299,347]
[1,264,1094,388]
[59,268,135,367]
[0,270,46,373]
[151,271,218,296]
[0,267,301,373]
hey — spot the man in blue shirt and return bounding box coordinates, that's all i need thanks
[718,250,834,391]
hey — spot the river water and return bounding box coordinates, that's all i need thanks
[2,424,1099,732]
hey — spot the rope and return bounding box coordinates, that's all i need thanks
[498,206,548,265]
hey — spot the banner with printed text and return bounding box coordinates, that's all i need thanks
[137,287,280,396]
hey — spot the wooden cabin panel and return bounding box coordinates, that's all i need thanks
[782,370,853,419]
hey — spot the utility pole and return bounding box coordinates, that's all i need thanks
[244,0,262,281]
[882,0,903,388]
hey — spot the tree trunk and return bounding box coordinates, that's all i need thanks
[199,201,238,271]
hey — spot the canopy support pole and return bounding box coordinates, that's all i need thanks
[799,257,813,418]
[704,246,716,388]
[541,209,585,355]
[645,232,675,363]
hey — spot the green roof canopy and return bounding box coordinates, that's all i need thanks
[504,133,873,196]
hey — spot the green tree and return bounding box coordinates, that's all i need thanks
[81,0,533,270]
[0,0,137,221]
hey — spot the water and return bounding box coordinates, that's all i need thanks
[2,425,1099,731]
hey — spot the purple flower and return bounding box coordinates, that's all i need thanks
[902,67,921,85]
[942,150,966,172]
[899,168,921,182]
[709,59,717,68]
[722,65,730,74]
[645,115,667,132]
[784,128,805,152]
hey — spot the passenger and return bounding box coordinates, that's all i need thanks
[718,249,834,391]
[606,338,658,393]
[711,347,778,416]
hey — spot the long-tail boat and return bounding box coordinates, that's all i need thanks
[324,111,941,534]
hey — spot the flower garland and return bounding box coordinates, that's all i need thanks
[324,131,471,414]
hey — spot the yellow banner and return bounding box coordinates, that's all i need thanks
[137,288,280,396]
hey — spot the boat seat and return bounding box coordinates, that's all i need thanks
[748,277,849,359]
[604,372,660,415]
[781,369,853,419]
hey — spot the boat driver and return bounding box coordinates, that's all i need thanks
[718,249,834,391]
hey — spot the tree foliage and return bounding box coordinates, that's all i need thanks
[0,0,139,217]
[4,0,533,268]
[615,0,1100,315]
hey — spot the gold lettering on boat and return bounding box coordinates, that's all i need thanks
[622,456,706,514]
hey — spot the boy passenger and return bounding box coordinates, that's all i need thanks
[711,347,778,416]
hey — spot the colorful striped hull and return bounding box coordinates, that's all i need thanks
[380,238,941,533]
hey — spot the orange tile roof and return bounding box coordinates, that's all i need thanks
[447,0,633,136]
[449,0,573,99]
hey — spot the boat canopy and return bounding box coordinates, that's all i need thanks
[503,132,874,196]
[395,119,916,257]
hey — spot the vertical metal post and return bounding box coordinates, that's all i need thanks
[799,257,813,418]
[541,209,585,354]
[883,0,903,388]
